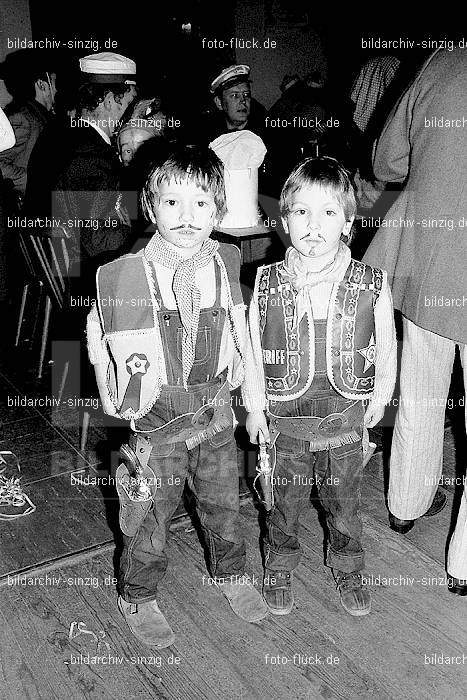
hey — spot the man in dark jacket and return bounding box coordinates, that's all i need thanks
[0,53,57,206]
[266,71,361,195]
[52,52,137,283]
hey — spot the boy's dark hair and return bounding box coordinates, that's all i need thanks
[279,156,357,221]
[141,144,227,222]
[75,83,135,117]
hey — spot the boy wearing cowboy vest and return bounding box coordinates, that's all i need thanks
[86,146,268,648]
[243,157,396,616]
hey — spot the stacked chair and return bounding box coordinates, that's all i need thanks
[16,230,91,451]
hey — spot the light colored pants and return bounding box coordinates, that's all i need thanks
[388,318,467,579]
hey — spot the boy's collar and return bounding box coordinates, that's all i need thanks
[296,244,342,273]
[282,242,351,291]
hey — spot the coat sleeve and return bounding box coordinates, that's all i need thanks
[372,83,414,185]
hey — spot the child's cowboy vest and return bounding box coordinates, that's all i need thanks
[95,243,241,421]
[256,259,383,402]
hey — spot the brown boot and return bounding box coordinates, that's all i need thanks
[333,570,371,616]
[118,596,175,647]
[263,569,294,615]
[216,575,269,622]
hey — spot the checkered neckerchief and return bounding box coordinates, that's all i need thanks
[146,233,219,388]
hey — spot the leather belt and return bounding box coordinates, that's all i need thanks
[133,377,232,448]
[268,401,362,442]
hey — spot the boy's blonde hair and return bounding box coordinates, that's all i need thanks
[279,156,357,221]
[141,144,227,222]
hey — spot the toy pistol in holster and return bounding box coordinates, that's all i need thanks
[115,436,156,537]
[254,441,274,511]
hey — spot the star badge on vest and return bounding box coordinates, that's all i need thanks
[356,333,376,373]
[120,353,150,414]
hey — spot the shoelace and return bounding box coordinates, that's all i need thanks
[0,468,27,506]
[335,572,363,591]
[268,571,291,589]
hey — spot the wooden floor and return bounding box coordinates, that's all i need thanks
[0,329,466,699]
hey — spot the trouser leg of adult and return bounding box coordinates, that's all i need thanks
[388,318,455,520]
[447,342,467,580]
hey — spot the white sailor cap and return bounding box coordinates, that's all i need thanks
[210,64,250,94]
[79,52,137,84]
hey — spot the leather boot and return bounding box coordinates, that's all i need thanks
[216,575,269,622]
[118,596,175,647]
[333,570,371,616]
[262,569,294,615]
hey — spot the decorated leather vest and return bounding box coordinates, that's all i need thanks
[95,243,241,421]
[257,259,383,401]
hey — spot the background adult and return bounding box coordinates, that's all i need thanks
[0,51,57,208]
[362,47,467,593]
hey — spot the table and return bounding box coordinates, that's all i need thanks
[214,220,276,264]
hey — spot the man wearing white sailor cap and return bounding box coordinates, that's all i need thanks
[51,51,138,308]
[77,52,137,140]
[211,64,252,132]
[200,64,267,144]
[53,52,136,262]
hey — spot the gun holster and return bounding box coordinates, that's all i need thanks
[116,436,156,537]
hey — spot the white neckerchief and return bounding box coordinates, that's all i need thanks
[282,242,351,326]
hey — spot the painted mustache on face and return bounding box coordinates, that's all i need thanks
[171,225,202,231]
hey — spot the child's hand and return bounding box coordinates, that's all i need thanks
[246,411,270,444]
[364,404,385,428]
[100,397,118,417]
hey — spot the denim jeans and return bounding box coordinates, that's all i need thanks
[265,393,365,574]
[119,377,246,603]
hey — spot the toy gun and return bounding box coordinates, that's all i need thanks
[119,442,153,501]
[116,438,156,536]
[254,441,274,511]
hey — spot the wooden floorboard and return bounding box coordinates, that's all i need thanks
[1,344,465,698]
[0,472,111,578]
[0,496,465,700]
[362,451,463,569]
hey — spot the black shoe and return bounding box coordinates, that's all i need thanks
[262,569,294,615]
[389,514,414,533]
[333,570,371,616]
[448,576,467,596]
[389,489,448,533]
[422,489,447,517]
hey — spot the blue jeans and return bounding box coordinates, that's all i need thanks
[119,377,246,603]
[265,394,365,574]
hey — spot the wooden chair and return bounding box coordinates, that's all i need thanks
[16,233,47,350]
